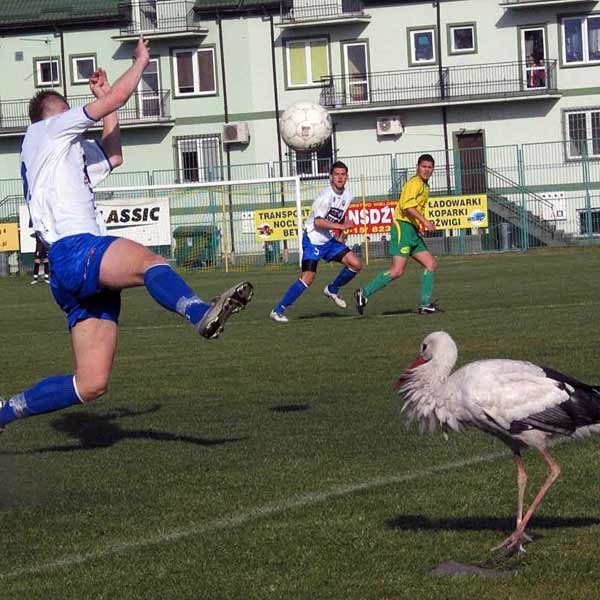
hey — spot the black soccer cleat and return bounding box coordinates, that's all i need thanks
[418,302,443,315]
[354,288,368,316]
[197,281,254,339]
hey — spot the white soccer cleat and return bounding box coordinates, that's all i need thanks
[197,281,254,339]
[324,286,347,309]
[270,309,289,323]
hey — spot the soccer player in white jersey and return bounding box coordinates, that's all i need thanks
[0,36,253,433]
[270,161,362,323]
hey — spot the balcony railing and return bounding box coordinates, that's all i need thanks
[118,1,205,36]
[500,0,590,6]
[280,0,366,23]
[320,60,558,110]
[0,90,172,134]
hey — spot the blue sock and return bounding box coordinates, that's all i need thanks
[328,267,358,294]
[0,375,81,428]
[144,264,210,326]
[275,279,308,314]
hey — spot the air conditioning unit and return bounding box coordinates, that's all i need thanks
[222,122,249,144]
[376,116,403,137]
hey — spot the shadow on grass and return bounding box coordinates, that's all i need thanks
[381,308,415,316]
[297,312,351,320]
[386,514,600,532]
[3,405,247,453]
[270,404,311,412]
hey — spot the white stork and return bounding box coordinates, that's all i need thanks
[396,331,600,553]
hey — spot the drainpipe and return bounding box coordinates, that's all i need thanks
[217,11,235,252]
[269,13,284,178]
[56,26,67,100]
[269,11,288,261]
[435,1,452,194]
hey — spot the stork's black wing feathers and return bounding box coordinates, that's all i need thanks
[541,367,597,392]
[510,368,600,435]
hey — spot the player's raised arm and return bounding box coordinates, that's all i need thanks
[85,36,150,122]
[89,68,123,168]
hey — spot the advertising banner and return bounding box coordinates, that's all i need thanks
[425,194,488,229]
[98,197,172,246]
[253,207,312,242]
[0,223,19,251]
[253,194,489,242]
[19,198,172,251]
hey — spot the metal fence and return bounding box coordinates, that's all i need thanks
[118,0,202,36]
[280,0,365,23]
[320,60,557,110]
[0,91,171,133]
[3,139,600,273]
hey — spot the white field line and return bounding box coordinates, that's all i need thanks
[0,300,597,340]
[0,449,509,579]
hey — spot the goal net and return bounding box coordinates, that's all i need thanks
[94,175,305,272]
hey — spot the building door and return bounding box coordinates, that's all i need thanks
[137,58,161,118]
[521,27,547,89]
[456,131,486,194]
[343,42,369,104]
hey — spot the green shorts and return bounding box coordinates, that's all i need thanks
[390,220,428,257]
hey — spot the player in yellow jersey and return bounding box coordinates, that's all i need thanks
[354,154,441,315]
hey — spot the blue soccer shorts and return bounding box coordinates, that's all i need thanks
[301,232,349,271]
[48,233,121,330]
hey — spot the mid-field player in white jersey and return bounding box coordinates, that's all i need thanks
[270,161,362,322]
[0,36,253,433]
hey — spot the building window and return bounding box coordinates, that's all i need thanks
[172,47,216,96]
[562,15,600,65]
[34,57,60,87]
[408,27,437,66]
[448,23,476,55]
[578,209,600,234]
[564,108,600,158]
[71,55,97,84]
[290,138,333,178]
[285,38,330,88]
[176,136,221,182]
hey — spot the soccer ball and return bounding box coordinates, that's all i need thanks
[280,101,332,152]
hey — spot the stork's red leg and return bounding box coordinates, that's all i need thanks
[492,448,561,553]
[515,453,527,526]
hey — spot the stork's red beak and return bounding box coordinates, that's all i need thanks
[394,355,428,390]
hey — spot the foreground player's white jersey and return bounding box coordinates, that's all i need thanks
[305,183,354,245]
[20,106,112,245]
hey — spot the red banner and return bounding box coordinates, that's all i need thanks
[345,200,397,235]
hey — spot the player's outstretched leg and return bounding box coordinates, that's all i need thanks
[143,264,253,339]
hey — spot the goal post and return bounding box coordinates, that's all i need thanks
[95,175,304,271]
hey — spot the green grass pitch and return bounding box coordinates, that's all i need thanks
[1,247,600,599]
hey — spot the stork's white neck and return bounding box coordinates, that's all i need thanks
[399,333,459,432]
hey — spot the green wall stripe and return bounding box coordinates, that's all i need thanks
[560,87,600,97]
[176,111,277,126]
